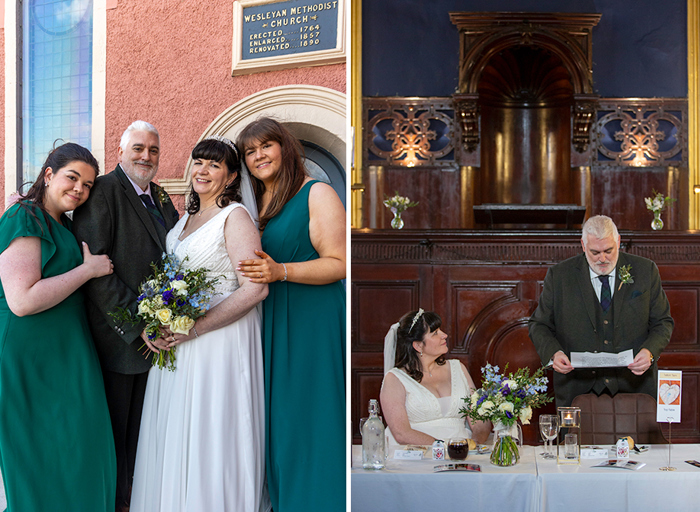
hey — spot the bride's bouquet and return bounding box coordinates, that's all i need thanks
[460,363,551,428]
[110,253,220,371]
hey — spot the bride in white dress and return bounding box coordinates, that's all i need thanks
[380,309,492,446]
[131,136,270,512]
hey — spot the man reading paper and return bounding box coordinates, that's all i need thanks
[529,215,674,407]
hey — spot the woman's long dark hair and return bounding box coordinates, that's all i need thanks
[236,117,306,230]
[15,142,99,231]
[394,310,446,383]
[185,138,242,215]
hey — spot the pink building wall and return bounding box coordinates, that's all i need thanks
[105,0,345,205]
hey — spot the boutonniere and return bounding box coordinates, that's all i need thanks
[618,264,634,291]
[154,186,171,206]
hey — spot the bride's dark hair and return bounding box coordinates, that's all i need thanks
[394,310,446,382]
[186,138,242,215]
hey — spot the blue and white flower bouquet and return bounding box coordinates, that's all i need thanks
[460,363,551,427]
[110,253,220,371]
[460,364,551,466]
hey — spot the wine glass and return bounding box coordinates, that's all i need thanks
[539,415,553,457]
[541,414,560,459]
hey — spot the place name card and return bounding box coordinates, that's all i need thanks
[394,450,424,460]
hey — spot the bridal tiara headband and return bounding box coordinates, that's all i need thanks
[200,134,259,228]
[409,308,424,332]
[205,135,240,159]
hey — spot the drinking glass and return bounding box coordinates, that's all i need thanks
[539,415,552,456]
[539,414,559,459]
[447,438,469,460]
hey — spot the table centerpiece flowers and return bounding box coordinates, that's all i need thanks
[460,363,551,466]
[110,252,220,371]
[383,191,418,229]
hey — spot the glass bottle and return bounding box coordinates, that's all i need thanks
[362,399,385,469]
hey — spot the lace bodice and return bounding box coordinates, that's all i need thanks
[166,203,253,303]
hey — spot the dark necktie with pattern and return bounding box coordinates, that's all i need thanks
[140,194,165,227]
[598,274,611,312]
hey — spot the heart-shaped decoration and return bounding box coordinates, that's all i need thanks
[659,383,680,404]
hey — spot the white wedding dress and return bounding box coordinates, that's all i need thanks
[131,203,269,512]
[384,359,473,446]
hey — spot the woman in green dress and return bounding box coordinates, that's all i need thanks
[237,118,346,511]
[0,143,116,511]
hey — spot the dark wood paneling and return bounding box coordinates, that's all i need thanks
[379,168,461,230]
[589,167,685,231]
[352,230,700,445]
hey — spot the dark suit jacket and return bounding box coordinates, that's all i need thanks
[529,252,674,407]
[72,165,179,374]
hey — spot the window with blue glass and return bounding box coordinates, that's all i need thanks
[22,0,93,186]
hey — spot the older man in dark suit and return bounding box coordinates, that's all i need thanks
[73,120,179,512]
[529,215,674,408]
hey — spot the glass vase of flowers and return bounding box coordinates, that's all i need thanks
[383,191,418,229]
[460,364,551,467]
[644,189,676,230]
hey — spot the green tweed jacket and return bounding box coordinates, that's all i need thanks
[72,165,180,374]
[529,252,674,407]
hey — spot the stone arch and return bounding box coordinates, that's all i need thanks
[160,85,346,195]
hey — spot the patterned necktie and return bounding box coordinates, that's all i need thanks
[140,194,165,227]
[598,275,611,312]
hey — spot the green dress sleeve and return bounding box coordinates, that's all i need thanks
[0,202,57,275]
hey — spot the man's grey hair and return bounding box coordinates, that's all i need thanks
[581,215,619,248]
[119,120,159,150]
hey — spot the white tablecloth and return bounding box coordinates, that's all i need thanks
[351,444,700,512]
[538,444,700,512]
[351,445,539,512]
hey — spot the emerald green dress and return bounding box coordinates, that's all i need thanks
[261,181,345,511]
[0,203,116,512]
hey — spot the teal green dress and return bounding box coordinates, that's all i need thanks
[0,203,116,512]
[261,181,345,511]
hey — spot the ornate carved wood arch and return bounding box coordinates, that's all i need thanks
[450,12,601,156]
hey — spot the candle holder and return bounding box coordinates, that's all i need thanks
[557,406,581,465]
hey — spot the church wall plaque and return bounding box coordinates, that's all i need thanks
[232,0,345,76]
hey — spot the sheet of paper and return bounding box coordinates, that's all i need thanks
[570,349,634,368]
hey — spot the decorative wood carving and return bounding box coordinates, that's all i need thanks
[573,95,598,153]
[449,12,600,96]
[594,99,687,167]
[363,97,456,168]
[453,94,479,154]
[362,97,688,167]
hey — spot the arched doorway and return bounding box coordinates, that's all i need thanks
[160,85,346,209]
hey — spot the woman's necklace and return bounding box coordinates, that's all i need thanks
[197,203,217,217]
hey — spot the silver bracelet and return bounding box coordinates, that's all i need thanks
[193,326,199,338]
[281,262,288,282]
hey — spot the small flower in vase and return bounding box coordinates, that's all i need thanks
[383,191,418,229]
[644,190,675,230]
[617,264,634,291]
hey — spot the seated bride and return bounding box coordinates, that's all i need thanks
[380,309,490,446]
